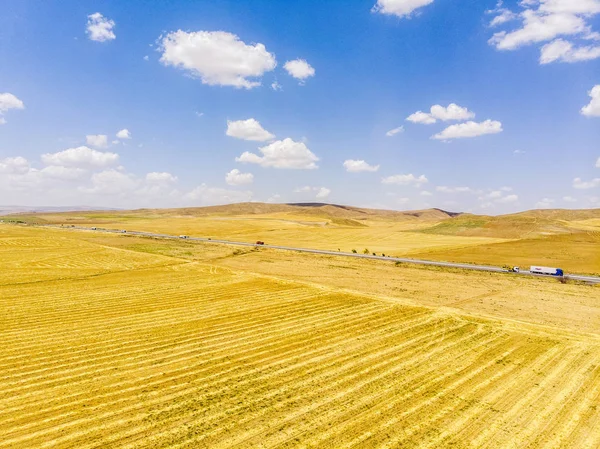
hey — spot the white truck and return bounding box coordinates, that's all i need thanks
[530,266,564,276]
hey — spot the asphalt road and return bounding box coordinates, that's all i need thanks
[59,225,600,284]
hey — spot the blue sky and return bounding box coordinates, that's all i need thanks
[1,0,599,213]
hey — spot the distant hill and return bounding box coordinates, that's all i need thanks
[0,205,118,215]
[129,202,460,222]
[418,208,600,239]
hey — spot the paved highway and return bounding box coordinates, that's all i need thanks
[58,225,600,284]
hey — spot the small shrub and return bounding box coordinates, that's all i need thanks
[351,249,357,253]
[395,261,403,267]
[372,252,376,256]
[382,253,385,257]
[363,248,370,254]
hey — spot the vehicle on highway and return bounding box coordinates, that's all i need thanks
[503,265,520,273]
[91,227,97,230]
[121,230,127,233]
[179,235,189,239]
[256,241,265,245]
[530,266,564,276]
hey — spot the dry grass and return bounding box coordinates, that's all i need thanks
[1,225,599,448]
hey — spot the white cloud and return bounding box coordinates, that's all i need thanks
[283,59,315,82]
[226,118,275,141]
[420,190,433,196]
[372,0,435,18]
[225,169,254,186]
[489,0,600,64]
[40,166,88,181]
[489,6,518,27]
[496,194,519,203]
[267,194,281,203]
[195,111,204,118]
[563,195,577,202]
[82,169,138,195]
[406,103,475,125]
[432,120,503,140]
[581,85,600,117]
[41,146,119,169]
[406,111,437,125]
[294,186,330,199]
[573,177,600,189]
[86,13,116,42]
[0,93,25,123]
[386,126,405,136]
[0,156,29,174]
[316,187,331,199]
[146,172,178,184]
[0,93,25,113]
[436,186,473,193]
[159,30,276,89]
[143,55,149,61]
[343,159,380,172]
[86,134,108,148]
[184,184,253,205]
[540,38,600,63]
[236,138,319,169]
[514,149,526,154]
[116,129,131,139]
[271,81,282,91]
[381,173,428,187]
[596,157,600,168]
[535,197,555,208]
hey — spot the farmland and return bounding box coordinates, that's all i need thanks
[16,202,600,274]
[1,224,600,448]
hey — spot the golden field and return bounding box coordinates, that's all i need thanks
[16,202,600,274]
[1,223,599,448]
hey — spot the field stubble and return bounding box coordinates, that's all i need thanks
[0,225,599,448]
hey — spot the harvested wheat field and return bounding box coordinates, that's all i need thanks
[1,225,600,448]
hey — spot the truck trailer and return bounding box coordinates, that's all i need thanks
[530,266,564,276]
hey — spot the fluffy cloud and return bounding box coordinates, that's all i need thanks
[535,197,555,208]
[271,81,282,91]
[420,190,433,196]
[225,169,254,186]
[381,173,428,186]
[343,160,380,172]
[597,157,600,168]
[563,196,577,202]
[432,120,503,140]
[0,93,25,123]
[184,184,253,205]
[41,146,119,169]
[294,186,330,199]
[316,187,331,199]
[81,169,138,195]
[386,126,405,136]
[573,177,600,189]
[488,0,600,64]
[146,172,178,184]
[372,0,435,18]
[40,166,88,181]
[406,103,475,124]
[283,59,315,82]
[226,118,275,141]
[86,134,108,148]
[496,194,519,203]
[236,138,319,169]
[86,13,116,42]
[0,93,25,113]
[0,156,29,174]
[436,186,473,193]
[159,30,276,89]
[116,129,131,139]
[541,39,600,63]
[406,111,437,125]
[581,85,600,117]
